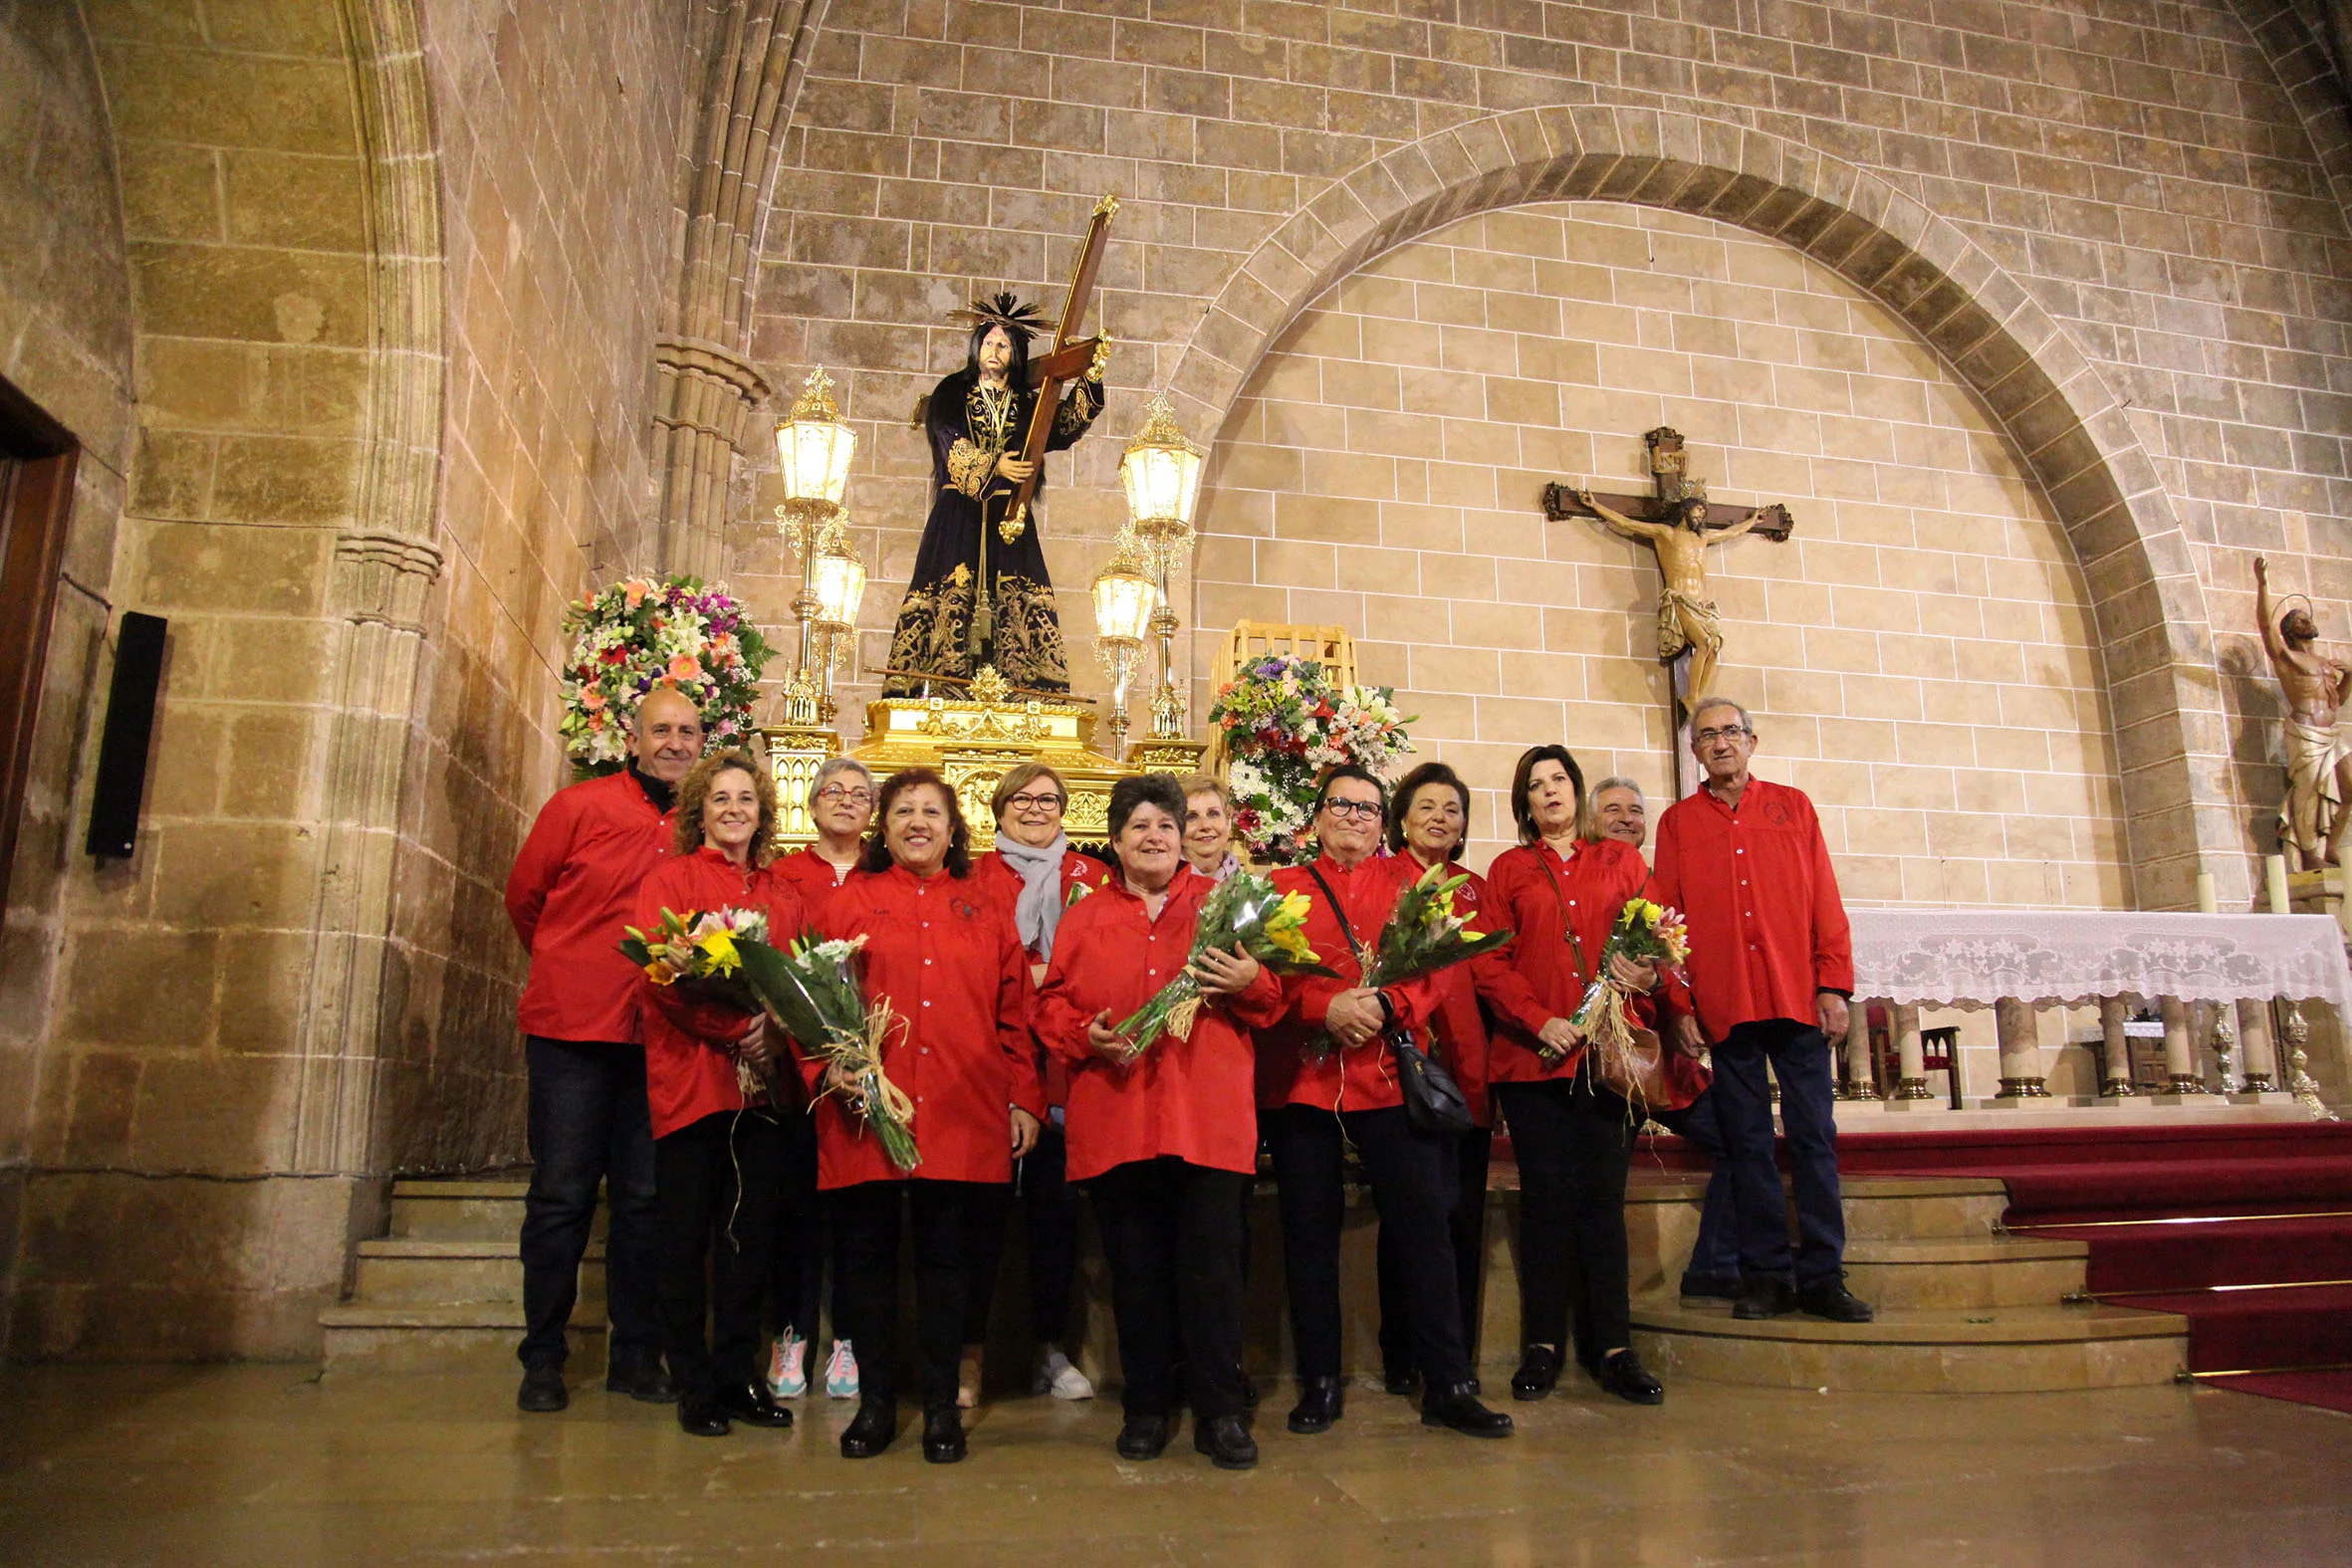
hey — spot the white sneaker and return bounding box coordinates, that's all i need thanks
[766,1329,808,1399]
[1036,1346,1094,1401]
[823,1338,859,1400]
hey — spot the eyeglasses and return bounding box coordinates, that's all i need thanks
[814,784,873,805]
[1693,726,1752,746]
[1320,798,1383,821]
[1005,792,1065,812]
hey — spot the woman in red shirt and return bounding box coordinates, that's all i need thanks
[1034,775,1284,1469]
[1373,762,1499,1396]
[632,749,806,1439]
[962,762,1107,1408]
[1478,745,1668,1407]
[812,768,1043,1464]
[1260,766,1513,1442]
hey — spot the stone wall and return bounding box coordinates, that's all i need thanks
[742,0,2351,913]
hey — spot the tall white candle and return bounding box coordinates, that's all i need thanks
[2265,854,2292,916]
[2196,871,2218,914]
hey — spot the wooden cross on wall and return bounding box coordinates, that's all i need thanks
[1540,428,1795,796]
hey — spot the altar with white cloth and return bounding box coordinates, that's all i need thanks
[1835,910,2350,1115]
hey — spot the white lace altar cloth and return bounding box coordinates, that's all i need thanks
[1848,910,2352,1017]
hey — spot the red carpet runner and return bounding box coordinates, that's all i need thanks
[1644,1121,2352,1405]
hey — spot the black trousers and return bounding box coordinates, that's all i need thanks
[962,1119,1080,1346]
[1090,1157,1251,1420]
[654,1107,789,1397]
[1265,1102,1472,1389]
[770,1106,828,1341]
[1378,1126,1491,1376]
[1715,1019,1846,1285]
[1495,1074,1633,1361]
[519,1036,661,1371]
[831,1178,994,1412]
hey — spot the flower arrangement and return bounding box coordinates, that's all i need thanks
[1110,874,1333,1059]
[620,906,779,1102]
[1209,655,1414,863]
[1558,898,1690,1064]
[560,575,775,772]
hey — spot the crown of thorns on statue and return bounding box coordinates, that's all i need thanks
[953,290,1046,343]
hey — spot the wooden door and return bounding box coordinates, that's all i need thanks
[0,373,80,906]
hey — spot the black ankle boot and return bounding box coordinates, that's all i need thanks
[1286,1375,1343,1434]
[1421,1381,1514,1438]
[715,1379,794,1429]
[1194,1414,1259,1469]
[922,1405,967,1463]
[839,1400,896,1458]
[1116,1413,1172,1459]
[1510,1344,1562,1402]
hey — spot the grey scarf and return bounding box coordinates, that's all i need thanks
[998,831,1070,958]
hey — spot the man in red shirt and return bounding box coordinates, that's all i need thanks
[503,686,705,1411]
[1652,700,1873,1324]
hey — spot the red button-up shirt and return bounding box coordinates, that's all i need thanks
[505,770,675,1045]
[631,846,809,1139]
[1479,837,1654,1085]
[807,862,1046,1190]
[1258,852,1437,1113]
[1035,868,1286,1181]
[772,845,862,924]
[1400,856,1499,1127]
[1651,777,1854,1041]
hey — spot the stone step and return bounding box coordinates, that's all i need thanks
[352,1238,602,1307]
[319,1301,604,1375]
[1630,1294,2187,1393]
[387,1177,591,1241]
[1841,1235,2088,1309]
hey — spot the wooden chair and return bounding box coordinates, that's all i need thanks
[1921,1025,1964,1110]
[1204,621,1356,773]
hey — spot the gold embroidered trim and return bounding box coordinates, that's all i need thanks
[946,438,995,498]
[1053,379,1102,445]
[882,565,1069,694]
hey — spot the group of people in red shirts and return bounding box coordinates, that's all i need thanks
[503,684,1869,1470]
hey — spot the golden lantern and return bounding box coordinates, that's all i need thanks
[773,366,859,727]
[1118,392,1205,740]
[1091,530,1156,759]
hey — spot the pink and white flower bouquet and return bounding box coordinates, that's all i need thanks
[560,575,775,772]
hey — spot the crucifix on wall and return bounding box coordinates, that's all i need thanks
[1540,428,1794,793]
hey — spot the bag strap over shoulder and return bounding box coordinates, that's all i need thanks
[1304,861,1366,973]
[1533,847,1593,988]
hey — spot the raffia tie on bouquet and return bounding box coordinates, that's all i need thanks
[813,1000,916,1126]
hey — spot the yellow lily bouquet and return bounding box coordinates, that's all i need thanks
[1556,898,1691,1065]
[1110,873,1335,1059]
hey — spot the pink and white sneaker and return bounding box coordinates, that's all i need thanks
[766,1329,808,1399]
[823,1338,859,1400]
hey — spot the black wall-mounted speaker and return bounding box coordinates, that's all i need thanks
[85,610,167,861]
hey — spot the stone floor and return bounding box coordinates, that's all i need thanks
[2,1365,2347,1565]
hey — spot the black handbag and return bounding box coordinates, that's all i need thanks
[1306,864,1475,1136]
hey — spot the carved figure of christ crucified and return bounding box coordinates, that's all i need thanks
[1540,427,1793,724]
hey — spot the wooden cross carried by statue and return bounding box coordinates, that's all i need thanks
[1541,428,1794,789]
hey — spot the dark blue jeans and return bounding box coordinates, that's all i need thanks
[518,1036,662,1371]
[1653,1089,1740,1287]
[1712,1020,1846,1286]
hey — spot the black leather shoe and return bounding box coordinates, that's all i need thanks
[516,1365,568,1414]
[922,1406,967,1464]
[1194,1414,1259,1469]
[675,1392,731,1437]
[1115,1413,1171,1459]
[1596,1350,1665,1405]
[839,1401,896,1458]
[1286,1375,1343,1434]
[1237,1365,1260,1408]
[1798,1275,1876,1323]
[1734,1276,1798,1320]
[1421,1381,1514,1438]
[1679,1271,1742,1303]
[1510,1343,1562,1402]
[1382,1363,1417,1396]
[604,1359,680,1404]
[715,1379,794,1429]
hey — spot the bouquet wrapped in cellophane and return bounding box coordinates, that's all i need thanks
[1556,898,1690,1067]
[1111,873,1335,1060]
[622,911,919,1172]
[742,932,920,1174]
[622,907,775,1101]
[1301,860,1515,1059]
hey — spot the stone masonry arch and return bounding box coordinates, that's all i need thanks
[1165,107,2233,914]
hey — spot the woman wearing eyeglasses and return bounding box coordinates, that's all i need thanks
[764,757,876,1407]
[1372,761,1500,1397]
[1258,765,1514,1442]
[1477,745,1670,1407]
[963,763,1109,1407]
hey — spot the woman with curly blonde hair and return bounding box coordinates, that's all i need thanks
[632,746,806,1437]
